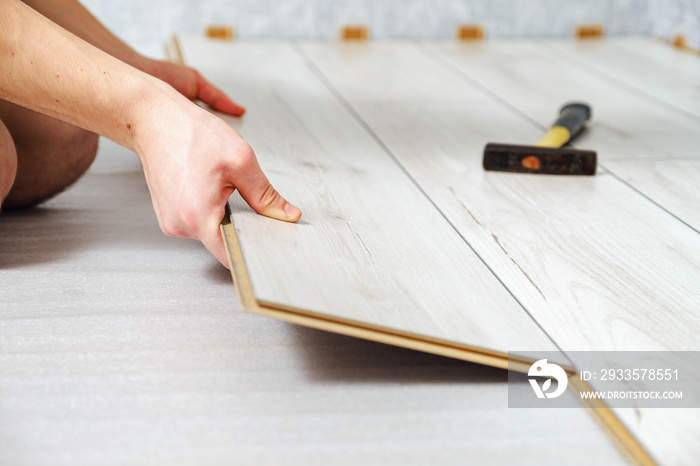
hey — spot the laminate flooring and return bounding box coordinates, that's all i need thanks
[2,36,698,465]
[306,39,700,466]
[427,40,700,231]
[0,140,625,465]
[177,39,561,364]
[543,37,700,119]
[177,36,700,465]
[300,41,700,354]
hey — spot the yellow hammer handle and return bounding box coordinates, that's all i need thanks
[535,126,572,148]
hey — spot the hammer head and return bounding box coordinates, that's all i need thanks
[483,143,597,175]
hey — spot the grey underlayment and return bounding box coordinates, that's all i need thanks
[81,0,699,59]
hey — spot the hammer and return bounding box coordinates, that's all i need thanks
[483,103,597,175]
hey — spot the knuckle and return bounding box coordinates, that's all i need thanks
[159,218,184,238]
[236,142,255,162]
[159,221,178,237]
[159,206,196,239]
[224,141,255,174]
[258,184,281,208]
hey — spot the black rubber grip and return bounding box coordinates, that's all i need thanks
[553,102,591,142]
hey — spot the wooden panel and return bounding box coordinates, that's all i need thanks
[300,40,700,352]
[543,38,700,119]
[429,39,700,239]
[176,37,560,363]
[0,140,626,466]
[295,42,490,103]
[605,159,700,232]
[427,40,700,162]
[299,40,700,466]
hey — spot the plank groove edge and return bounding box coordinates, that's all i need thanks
[298,40,666,466]
[168,35,185,65]
[569,375,656,466]
[223,205,653,464]
[221,208,533,373]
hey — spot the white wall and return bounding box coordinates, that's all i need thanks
[79,0,698,59]
[649,0,700,49]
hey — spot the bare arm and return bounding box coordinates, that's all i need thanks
[20,0,145,66]
[1,0,301,266]
[21,0,246,115]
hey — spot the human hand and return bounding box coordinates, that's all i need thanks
[140,58,246,117]
[136,96,301,268]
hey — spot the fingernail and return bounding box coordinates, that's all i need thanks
[284,203,301,221]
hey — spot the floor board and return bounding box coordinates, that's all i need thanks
[427,39,700,234]
[427,40,700,162]
[605,159,700,232]
[0,143,625,466]
[297,40,700,466]
[177,37,560,360]
[300,41,700,354]
[543,38,700,120]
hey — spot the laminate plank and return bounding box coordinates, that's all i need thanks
[300,41,700,352]
[176,37,559,359]
[428,40,700,242]
[298,40,700,466]
[0,137,628,466]
[543,38,700,119]
[604,159,700,232]
[427,40,700,162]
[426,40,700,466]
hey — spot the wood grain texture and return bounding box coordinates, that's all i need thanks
[0,136,628,466]
[300,41,700,353]
[604,159,700,232]
[299,40,700,465]
[427,40,700,162]
[543,38,700,119]
[429,39,700,244]
[178,37,559,358]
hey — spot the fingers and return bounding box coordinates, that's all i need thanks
[196,73,246,117]
[233,154,301,223]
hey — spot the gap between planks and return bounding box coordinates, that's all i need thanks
[416,40,700,237]
[173,38,653,464]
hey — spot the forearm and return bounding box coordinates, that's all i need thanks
[0,0,182,152]
[20,0,147,69]
[2,0,300,267]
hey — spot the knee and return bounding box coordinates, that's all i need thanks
[0,122,18,209]
[4,128,99,209]
[59,129,99,178]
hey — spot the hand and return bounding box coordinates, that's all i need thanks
[140,58,246,117]
[137,95,301,268]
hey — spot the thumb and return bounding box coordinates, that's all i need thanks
[235,169,301,223]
